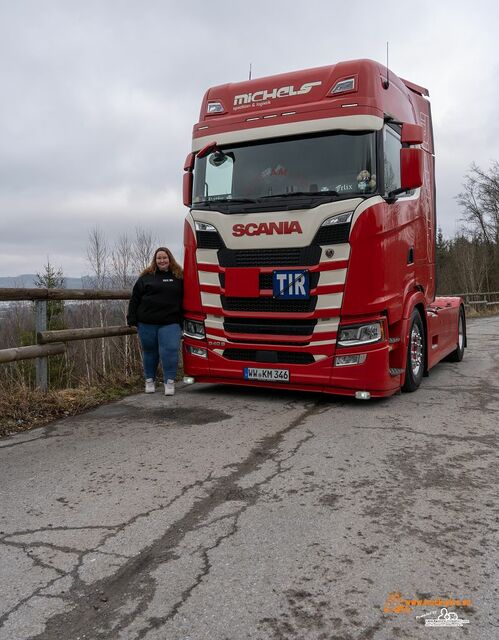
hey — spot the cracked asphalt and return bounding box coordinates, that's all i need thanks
[0,316,497,640]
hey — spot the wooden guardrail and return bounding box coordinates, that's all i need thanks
[454,291,499,308]
[0,288,131,301]
[0,343,66,364]
[1,286,498,391]
[0,288,135,391]
[37,325,136,344]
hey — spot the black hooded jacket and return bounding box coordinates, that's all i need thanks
[127,269,183,326]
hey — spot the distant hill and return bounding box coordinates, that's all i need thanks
[0,274,85,289]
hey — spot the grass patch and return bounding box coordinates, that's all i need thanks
[465,306,499,318]
[0,377,143,438]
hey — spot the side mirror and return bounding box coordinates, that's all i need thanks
[184,152,195,172]
[400,148,423,191]
[401,123,423,145]
[183,152,195,207]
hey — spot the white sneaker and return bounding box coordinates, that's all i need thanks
[145,379,155,393]
[164,379,175,396]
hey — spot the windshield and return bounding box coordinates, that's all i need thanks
[192,131,377,211]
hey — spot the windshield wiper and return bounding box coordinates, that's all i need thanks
[218,197,259,203]
[195,197,259,206]
[259,190,339,199]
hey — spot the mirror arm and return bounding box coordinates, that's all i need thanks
[387,186,408,198]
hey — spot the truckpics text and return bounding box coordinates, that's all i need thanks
[181,59,466,399]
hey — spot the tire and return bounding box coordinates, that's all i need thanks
[402,310,425,392]
[446,306,466,362]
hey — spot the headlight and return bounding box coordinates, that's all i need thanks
[321,211,353,227]
[337,321,383,347]
[183,319,206,339]
[195,221,217,232]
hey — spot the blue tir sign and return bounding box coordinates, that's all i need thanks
[272,270,310,299]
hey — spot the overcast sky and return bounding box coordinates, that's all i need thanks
[1,0,498,276]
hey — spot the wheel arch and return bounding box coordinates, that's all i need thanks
[399,293,428,387]
[414,301,429,376]
[460,303,467,348]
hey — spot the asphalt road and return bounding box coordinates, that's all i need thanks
[0,316,497,640]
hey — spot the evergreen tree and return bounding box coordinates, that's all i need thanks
[35,259,65,330]
[34,259,68,387]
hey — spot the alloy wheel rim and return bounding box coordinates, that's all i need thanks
[410,325,423,376]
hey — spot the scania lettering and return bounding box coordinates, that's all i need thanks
[181,59,466,398]
[232,221,303,237]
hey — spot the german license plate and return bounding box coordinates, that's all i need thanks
[243,367,290,382]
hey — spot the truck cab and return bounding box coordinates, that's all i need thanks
[181,59,464,398]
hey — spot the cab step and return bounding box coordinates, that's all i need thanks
[389,367,404,376]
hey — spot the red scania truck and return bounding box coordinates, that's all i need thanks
[181,59,466,399]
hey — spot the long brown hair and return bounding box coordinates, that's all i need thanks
[140,247,183,279]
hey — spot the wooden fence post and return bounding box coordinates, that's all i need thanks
[35,300,48,392]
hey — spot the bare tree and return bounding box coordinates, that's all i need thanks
[86,227,109,376]
[450,235,489,292]
[111,234,135,289]
[457,161,499,244]
[132,227,157,274]
[87,226,109,287]
[111,234,136,378]
[456,162,499,293]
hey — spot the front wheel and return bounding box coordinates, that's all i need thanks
[402,310,425,392]
[446,306,466,362]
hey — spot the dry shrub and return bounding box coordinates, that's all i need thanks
[0,376,142,438]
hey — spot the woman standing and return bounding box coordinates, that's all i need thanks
[127,247,183,395]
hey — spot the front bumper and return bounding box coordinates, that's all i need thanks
[182,337,399,398]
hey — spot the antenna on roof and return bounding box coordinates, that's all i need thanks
[383,42,390,90]
[249,63,252,80]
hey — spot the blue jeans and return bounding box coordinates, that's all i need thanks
[137,323,181,381]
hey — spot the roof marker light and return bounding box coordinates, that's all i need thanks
[207,101,224,114]
[330,78,356,95]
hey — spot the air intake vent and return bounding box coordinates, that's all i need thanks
[313,223,351,245]
[218,246,321,267]
[223,349,315,364]
[224,318,317,336]
[196,230,225,249]
[221,296,317,313]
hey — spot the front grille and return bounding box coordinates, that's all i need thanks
[221,296,317,313]
[224,318,317,336]
[196,230,225,249]
[223,349,315,364]
[219,271,320,290]
[218,246,321,267]
[313,223,351,245]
